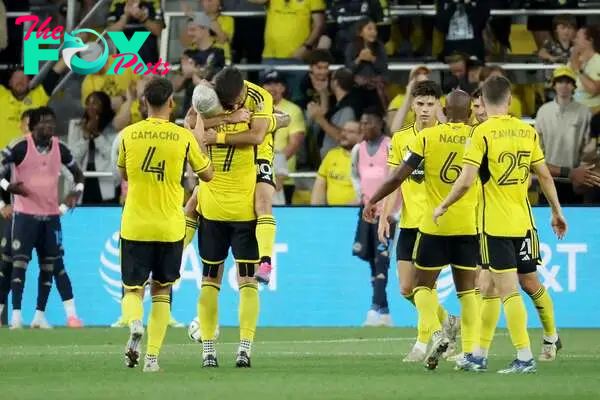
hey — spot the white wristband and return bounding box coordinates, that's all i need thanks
[59,204,69,216]
[0,179,9,191]
[75,183,85,192]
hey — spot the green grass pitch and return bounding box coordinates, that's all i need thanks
[1,327,598,400]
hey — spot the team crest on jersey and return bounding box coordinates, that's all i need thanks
[12,240,20,250]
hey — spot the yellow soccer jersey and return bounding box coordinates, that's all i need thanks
[317,147,356,205]
[388,125,427,229]
[239,80,275,163]
[199,121,257,221]
[0,85,49,149]
[407,122,477,236]
[463,115,545,237]
[118,117,211,242]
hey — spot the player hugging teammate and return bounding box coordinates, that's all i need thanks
[366,76,566,374]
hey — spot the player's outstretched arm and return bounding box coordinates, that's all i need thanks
[363,161,415,222]
[273,109,291,130]
[532,162,568,239]
[434,164,478,223]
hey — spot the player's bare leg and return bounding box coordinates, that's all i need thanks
[492,271,536,374]
[255,181,276,284]
[122,287,145,368]
[237,263,259,367]
[519,272,561,361]
[143,281,172,373]
[198,263,224,368]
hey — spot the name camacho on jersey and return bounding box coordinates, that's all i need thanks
[406,122,477,236]
[463,115,545,238]
[199,121,257,222]
[387,124,426,229]
[118,117,211,242]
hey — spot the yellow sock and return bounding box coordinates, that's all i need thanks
[414,286,441,343]
[146,294,170,356]
[457,289,479,354]
[433,288,448,325]
[198,283,220,341]
[184,216,198,249]
[121,291,143,326]
[239,283,259,341]
[475,288,483,314]
[503,292,530,350]
[529,286,557,340]
[480,296,501,352]
[256,215,276,262]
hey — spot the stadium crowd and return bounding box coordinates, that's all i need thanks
[1,0,600,207]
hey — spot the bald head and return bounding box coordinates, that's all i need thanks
[444,89,472,123]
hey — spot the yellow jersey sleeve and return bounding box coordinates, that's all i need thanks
[184,130,211,174]
[317,153,329,178]
[531,130,545,166]
[310,0,326,12]
[244,81,274,118]
[117,133,125,168]
[387,131,404,167]
[463,126,485,167]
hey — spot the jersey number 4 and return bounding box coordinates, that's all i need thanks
[141,146,166,181]
[498,151,530,186]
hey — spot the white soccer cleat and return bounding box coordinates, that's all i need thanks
[424,330,450,370]
[125,320,144,368]
[538,342,557,362]
[378,313,393,327]
[9,320,23,330]
[402,346,426,363]
[30,317,52,329]
[442,315,460,358]
[142,355,160,373]
[363,310,380,327]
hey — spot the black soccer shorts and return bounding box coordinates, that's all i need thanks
[479,229,541,274]
[120,238,184,288]
[256,158,275,188]
[11,212,62,262]
[413,232,478,270]
[396,228,418,262]
[198,217,259,267]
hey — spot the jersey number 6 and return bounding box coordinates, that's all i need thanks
[141,146,166,181]
[439,151,462,184]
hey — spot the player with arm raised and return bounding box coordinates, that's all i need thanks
[0,107,85,329]
[381,80,458,362]
[117,78,213,372]
[364,90,481,371]
[434,76,567,374]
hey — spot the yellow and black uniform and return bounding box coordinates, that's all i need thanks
[118,117,211,288]
[0,86,49,149]
[198,119,260,266]
[463,115,544,273]
[387,124,427,261]
[405,122,478,270]
[317,147,356,205]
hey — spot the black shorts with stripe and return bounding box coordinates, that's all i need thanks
[479,229,541,274]
[120,238,184,288]
[198,217,259,266]
[413,231,478,270]
[396,228,418,262]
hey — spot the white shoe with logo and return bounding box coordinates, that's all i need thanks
[125,320,144,368]
[143,355,160,372]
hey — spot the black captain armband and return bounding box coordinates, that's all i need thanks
[403,151,424,170]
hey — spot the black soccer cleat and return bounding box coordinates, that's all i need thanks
[235,351,251,368]
[202,354,219,368]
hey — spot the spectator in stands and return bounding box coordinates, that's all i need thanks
[262,70,306,205]
[226,0,265,83]
[260,0,325,91]
[478,66,523,117]
[0,60,68,149]
[580,113,600,203]
[442,52,478,94]
[69,91,133,204]
[173,13,226,118]
[296,50,334,110]
[311,121,361,205]
[538,14,577,64]
[107,0,164,64]
[535,66,596,204]
[307,68,360,160]
[527,0,579,49]
[345,18,388,110]
[181,0,234,61]
[570,25,600,112]
[81,42,139,112]
[434,0,490,61]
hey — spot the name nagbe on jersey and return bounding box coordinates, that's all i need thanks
[491,129,531,139]
[131,131,181,140]
[439,133,467,145]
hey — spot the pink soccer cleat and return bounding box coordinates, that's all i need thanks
[67,316,84,328]
[255,261,272,284]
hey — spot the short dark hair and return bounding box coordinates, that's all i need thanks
[471,87,482,99]
[482,75,512,106]
[143,77,174,108]
[582,25,600,53]
[553,14,577,30]
[308,49,334,66]
[29,106,55,131]
[362,105,384,120]
[331,68,354,92]
[411,80,442,99]
[21,108,36,121]
[214,66,245,110]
